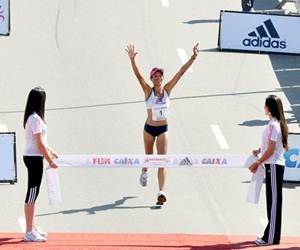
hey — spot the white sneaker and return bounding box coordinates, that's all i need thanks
[139,169,148,187]
[33,225,48,238]
[24,230,47,242]
[254,238,269,246]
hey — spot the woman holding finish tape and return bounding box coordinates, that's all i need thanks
[126,43,199,205]
[249,95,288,246]
[23,87,58,242]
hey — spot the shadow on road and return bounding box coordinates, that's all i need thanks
[183,19,219,25]
[254,0,281,10]
[37,196,161,217]
[270,54,300,130]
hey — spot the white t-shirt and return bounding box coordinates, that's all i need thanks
[260,118,285,165]
[24,113,47,156]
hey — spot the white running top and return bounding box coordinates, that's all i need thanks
[145,88,170,121]
[24,113,47,156]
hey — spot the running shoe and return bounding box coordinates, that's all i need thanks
[139,169,148,187]
[254,238,269,246]
[34,225,47,238]
[24,230,47,242]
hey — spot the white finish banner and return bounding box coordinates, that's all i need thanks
[55,154,248,168]
[219,11,300,54]
[0,0,9,35]
[245,154,265,204]
[46,167,62,205]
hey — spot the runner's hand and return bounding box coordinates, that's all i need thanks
[192,43,199,58]
[125,44,138,60]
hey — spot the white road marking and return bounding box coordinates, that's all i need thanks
[161,0,169,7]
[18,217,26,233]
[274,68,300,72]
[211,125,229,149]
[0,124,8,132]
[177,48,193,73]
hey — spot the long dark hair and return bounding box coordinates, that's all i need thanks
[23,87,46,128]
[265,95,288,150]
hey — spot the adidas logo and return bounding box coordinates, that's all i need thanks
[242,19,286,49]
[179,157,193,166]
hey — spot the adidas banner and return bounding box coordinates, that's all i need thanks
[218,11,300,55]
[0,0,9,35]
[54,154,248,168]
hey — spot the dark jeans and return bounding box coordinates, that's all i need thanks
[242,0,254,11]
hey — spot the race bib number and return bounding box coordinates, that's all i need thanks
[152,107,168,121]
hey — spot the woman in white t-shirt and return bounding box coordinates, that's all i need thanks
[249,95,288,246]
[23,87,58,242]
[126,44,199,205]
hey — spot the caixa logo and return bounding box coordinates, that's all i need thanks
[243,19,286,49]
[284,148,300,168]
[114,158,140,165]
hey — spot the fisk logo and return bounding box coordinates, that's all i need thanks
[284,148,300,168]
[243,19,286,49]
